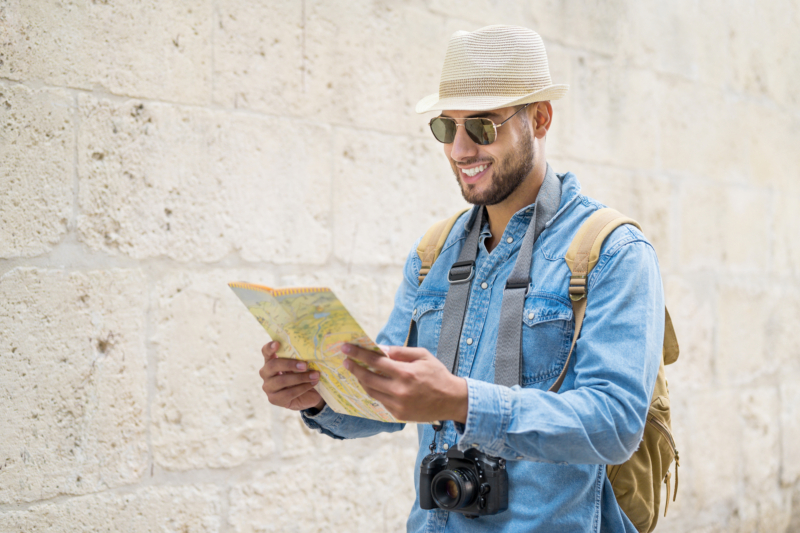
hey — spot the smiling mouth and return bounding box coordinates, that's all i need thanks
[462,163,488,177]
[458,162,492,183]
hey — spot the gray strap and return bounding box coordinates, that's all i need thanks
[494,166,562,387]
[435,206,484,374]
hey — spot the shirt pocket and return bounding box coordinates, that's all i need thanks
[410,292,447,355]
[521,293,574,386]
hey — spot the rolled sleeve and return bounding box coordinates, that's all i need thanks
[301,404,346,440]
[456,377,512,455]
[301,404,405,440]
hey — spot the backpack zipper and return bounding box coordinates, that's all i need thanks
[647,415,680,514]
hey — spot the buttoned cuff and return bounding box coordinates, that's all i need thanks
[456,377,512,455]
[300,404,345,440]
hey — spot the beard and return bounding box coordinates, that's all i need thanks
[452,126,535,206]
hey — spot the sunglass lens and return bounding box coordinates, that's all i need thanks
[430,118,456,143]
[464,119,496,145]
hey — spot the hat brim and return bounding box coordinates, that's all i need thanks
[415,84,569,114]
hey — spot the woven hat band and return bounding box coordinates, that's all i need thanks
[439,76,553,99]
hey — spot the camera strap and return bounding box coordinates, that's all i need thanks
[436,165,562,387]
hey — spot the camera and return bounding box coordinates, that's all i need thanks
[419,446,509,518]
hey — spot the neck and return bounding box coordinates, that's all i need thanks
[484,159,547,252]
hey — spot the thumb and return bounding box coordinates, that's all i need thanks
[383,345,431,362]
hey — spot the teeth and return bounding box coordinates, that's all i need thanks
[463,164,488,177]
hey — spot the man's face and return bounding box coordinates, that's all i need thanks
[441,106,535,206]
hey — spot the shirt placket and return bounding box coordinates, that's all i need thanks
[430,211,532,533]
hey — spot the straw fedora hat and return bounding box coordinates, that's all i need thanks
[415,25,568,114]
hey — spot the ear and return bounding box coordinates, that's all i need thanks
[530,101,553,139]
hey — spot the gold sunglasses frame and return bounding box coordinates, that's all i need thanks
[428,103,531,145]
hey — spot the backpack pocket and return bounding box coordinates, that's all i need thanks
[607,394,679,533]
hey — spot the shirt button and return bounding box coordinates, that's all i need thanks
[528,312,534,320]
[443,443,449,450]
[481,282,488,289]
[506,237,514,244]
[472,443,479,448]
[516,456,524,460]
[466,338,473,345]
[412,309,417,316]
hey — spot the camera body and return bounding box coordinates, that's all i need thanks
[419,446,509,518]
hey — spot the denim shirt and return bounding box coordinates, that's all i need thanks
[302,171,664,533]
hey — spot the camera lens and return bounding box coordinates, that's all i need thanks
[431,469,478,510]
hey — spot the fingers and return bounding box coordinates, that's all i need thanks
[262,341,281,361]
[267,382,319,406]
[342,344,397,377]
[384,346,431,362]
[344,357,390,391]
[262,367,319,394]
[260,356,311,380]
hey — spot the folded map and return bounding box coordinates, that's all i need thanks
[228,282,400,423]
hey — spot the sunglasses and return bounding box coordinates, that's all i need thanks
[428,103,531,145]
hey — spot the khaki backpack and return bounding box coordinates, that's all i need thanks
[414,207,680,533]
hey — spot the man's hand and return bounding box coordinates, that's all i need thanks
[341,344,468,423]
[259,341,325,412]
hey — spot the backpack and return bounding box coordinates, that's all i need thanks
[413,207,680,533]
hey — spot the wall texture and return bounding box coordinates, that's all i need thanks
[1,1,799,532]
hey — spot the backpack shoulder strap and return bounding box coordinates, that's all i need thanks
[551,208,649,392]
[405,208,469,347]
[416,208,470,285]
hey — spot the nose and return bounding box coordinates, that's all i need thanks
[448,124,479,163]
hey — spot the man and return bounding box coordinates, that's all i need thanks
[259,25,663,532]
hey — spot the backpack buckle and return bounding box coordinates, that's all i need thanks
[505,279,531,296]
[448,260,475,284]
[569,275,587,301]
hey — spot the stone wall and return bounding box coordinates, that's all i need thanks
[1,1,799,531]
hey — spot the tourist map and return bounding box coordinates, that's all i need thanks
[228,282,401,423]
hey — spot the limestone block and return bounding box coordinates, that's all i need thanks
[551,161,673,267]
[0,0,212,104]
[0,82,73,258]
[0,268,147,504]
[662,275,714,390]
[541,44,574,161]
[773,193,800,277]
[377,265,407,335]
[426,0,527,27]
[747,104,800,196]
[554,55,659,169]
[275,401,417,463]
[0,485,221,532]
[152,269,279,471]
[659,80,748,184]
[716,283,774,386]
[525,0,630,57]
[77,95,331,264]
[228,437,417,533]
[629,174,674,269]
[332,128,468,266]
[680,182,770,272]
[212,0,304,113]
[790,486,800,533]
[769,285,800,376]
[301,0,450,136]
[728,0,800,110]
[560,159,635,213]
[738,388,790,531]
[213,0,447,135]
[781,381,800,486]
[682,388,741,520]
